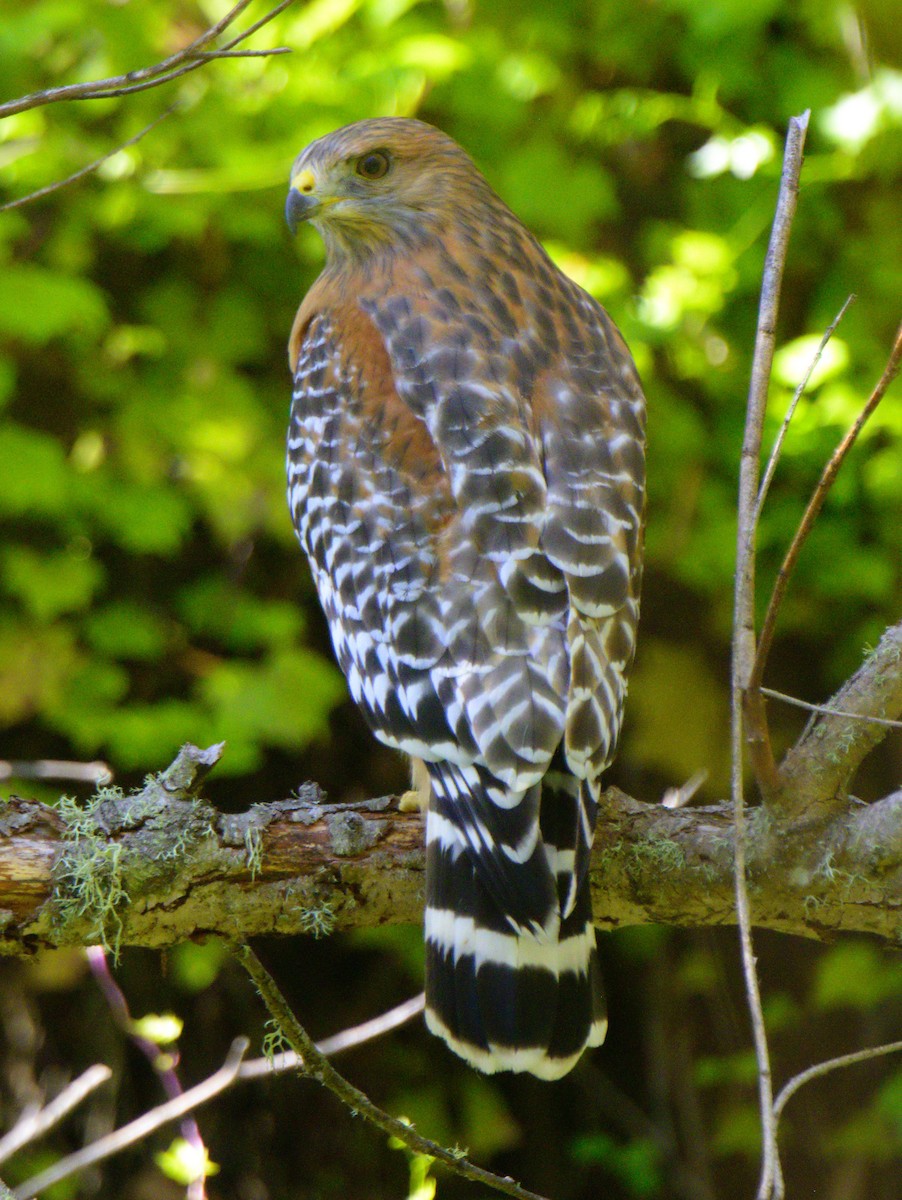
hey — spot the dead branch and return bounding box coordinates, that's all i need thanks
[731,110,810,1199]
[771,1038,902,1200]
[775,619,902,821]
[0,109,174,214]
[238,944,551,1200]
[0,627,899,958]
[11,1040,249,1200]
[0,1,295,119]
[3,992,425,1198]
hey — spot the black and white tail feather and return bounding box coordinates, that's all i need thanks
[423,760,607,1080]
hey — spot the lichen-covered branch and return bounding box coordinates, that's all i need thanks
[774,620,902,822]
[1,734,900,957]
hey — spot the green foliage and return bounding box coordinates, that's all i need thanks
[571,1132,664,1196]
[388,1121,437,1200]
[169,938,230,992]
[154,1137,219,1186]
[812,941,902,1009]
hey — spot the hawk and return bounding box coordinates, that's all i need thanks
[285,118,646,1079]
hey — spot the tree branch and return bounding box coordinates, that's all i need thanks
[0,1,295,119]
[731,110,810,1200]
[0,109,176,213]
[1,679,900,958]
[775,619,902,821]
[2,992,425,1198]
[238,945,551,1200]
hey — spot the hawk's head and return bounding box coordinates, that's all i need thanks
[286,118,496,260]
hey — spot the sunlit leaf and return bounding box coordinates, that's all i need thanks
[130,1012,183,1045]
[155,1136,219,1185]
[0,264,108,343]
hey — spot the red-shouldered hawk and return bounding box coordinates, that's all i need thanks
[285,118,646,1079]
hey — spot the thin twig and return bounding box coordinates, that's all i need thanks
[0,1066,112,1166]
[760,687,902,729]
[0,0,293,119]
[772,1040,902,1200]
[731,110,810,1200]
[187,47,293,61]
[239,992,426,1079]
[754,294,856,522]
[0,109,174,213]
[661,770,709,810]
[216,0,298,52]
[1,994,424,1194]
[0,759,112,784]
[738,112,811,795]
[236,944,550,1200]
[11,1040,249,1200]
[773,1038,902,1124]
[87,947,210,1198]
[751,320,902,696]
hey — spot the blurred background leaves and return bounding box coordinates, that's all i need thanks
[0,1,899,1197]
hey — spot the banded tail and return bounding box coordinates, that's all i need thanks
[423,764,606,1080]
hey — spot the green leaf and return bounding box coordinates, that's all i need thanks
[170,940,230,993]
[1,545,104,620]
[130,1012,184,1045]
[154,1137,219,1186]
[0,621,80,726]
[83,602,169,660]
[772,334,850,390]
[0,425,69,517]
[199,648,345,752]
[812,942,902,1010]
[570,1133,663,1196]
[0,264,108,343]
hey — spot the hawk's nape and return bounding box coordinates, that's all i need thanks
[285,118,646,1078]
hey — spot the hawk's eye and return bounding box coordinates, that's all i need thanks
[355,150,391,180]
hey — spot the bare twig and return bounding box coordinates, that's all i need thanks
[0,110,174,213]
[216,0,298,52]
[731,110,810,1200]
[236,944,551,1200]
[760,686,902,729]
[0,0,295,119]
[754,294,855,522]
[11,1040,250,1200]
[0,993,425,1195]
[773,1038,902,1125]
[87,947,210,1199]
[0,1066,112,1167]
[771,1040,902,1200]
[0,759,112,784]
[240,992,426,1079]
[661,770,709,810]
[751,321,902,698]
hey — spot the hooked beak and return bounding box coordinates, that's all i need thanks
[286,168,323,234]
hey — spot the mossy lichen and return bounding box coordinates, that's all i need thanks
[53,793,129,956]
[298,901,336,939]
